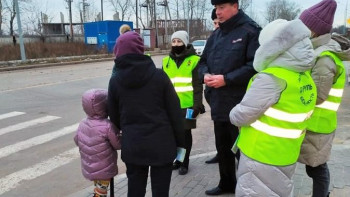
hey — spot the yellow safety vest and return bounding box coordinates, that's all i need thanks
[307,51,346,133]
[162,55,200,108]
[238,67,316,166]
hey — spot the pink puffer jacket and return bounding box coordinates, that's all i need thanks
[74,89,121,181]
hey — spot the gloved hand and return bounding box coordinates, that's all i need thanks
[176,147,186,162]
[199,104,206,114]
[192,107,200,118]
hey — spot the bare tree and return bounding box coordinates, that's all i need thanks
[0,1,3,35]
[130,0,148,29]
[239,0,251,12]
[2,0,30,36]
[108,0,132,21]
[75,0,98,22]
[265,0,300,23]
[24,0,53,37]
[3,0,16,36]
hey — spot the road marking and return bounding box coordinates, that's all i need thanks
[0,147,80,195]
[0,123,79,159]
[0,75,109,93]
[0,115,61,136]
[0,111,25,120]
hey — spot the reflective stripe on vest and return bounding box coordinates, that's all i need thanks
[253,108,314,138]
[238,67,316,166]
[162,55,200,108]
[264,107,313,123]
[307,51,346,133]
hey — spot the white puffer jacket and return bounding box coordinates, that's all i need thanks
[230,19,315,197]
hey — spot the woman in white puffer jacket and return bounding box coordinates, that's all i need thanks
[229,19,316,197]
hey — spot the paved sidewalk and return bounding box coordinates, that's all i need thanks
[70,85,350,197]
[70,145,350,197]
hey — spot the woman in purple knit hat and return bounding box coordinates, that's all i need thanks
[108,31,186,197]
[299,0,350,197]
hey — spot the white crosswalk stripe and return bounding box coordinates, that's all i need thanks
[0,123,79,159]
[0,111,25,120]
[0,111,81,196]
[0,147,80,195]
[0,115,61,136]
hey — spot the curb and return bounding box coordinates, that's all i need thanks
[0,51,169,72]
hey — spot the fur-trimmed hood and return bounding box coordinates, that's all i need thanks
[253,19,315,72]
[312,33,350,61]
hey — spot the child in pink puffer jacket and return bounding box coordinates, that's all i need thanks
[74,89,121,197]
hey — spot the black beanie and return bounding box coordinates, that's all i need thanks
[211,0,237,5]
[211,8,217,20]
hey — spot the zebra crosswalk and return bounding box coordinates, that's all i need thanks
[0,115,61,136]
[0,111,81,196]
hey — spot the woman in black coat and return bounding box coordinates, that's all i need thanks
[108,31,185,197]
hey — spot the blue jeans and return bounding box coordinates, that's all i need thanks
[306,163,330,197]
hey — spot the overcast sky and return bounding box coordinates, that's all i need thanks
[33,0,348,27]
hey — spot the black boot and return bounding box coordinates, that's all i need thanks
[205,154,218,164]
[179,166,188,175]
[172,160,181,170]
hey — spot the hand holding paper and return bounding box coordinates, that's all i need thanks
[176,147,186,162]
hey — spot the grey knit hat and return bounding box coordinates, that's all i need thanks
[171,31,189,46]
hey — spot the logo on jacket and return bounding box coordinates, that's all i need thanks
[187,60,192,66]
[232,38,242,43]
[298,73,315,106]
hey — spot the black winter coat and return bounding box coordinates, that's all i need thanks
[198,10,261,121]
[108,54,185,166]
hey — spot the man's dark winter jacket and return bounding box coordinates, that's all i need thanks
[198,10,261,121]
[108,54,185,166]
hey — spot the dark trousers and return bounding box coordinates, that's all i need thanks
[214,121,240,190]
[182,129,192,168]
[126,163,172,197]
[306,163,330,197]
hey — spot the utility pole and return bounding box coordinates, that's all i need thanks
[136,0,139,28]
[66,0,74,42]
[153,0,158,48]
[82,0,86,22]
[81,0,90,22]
[344,0,348,35]
[146,0,149,27]
[14,0,26,61]
[187,0,190,38]
[157,1,167,45]
[101,0,104,21]
[166,1,174,33]
[250,0,253,17]
[141,1,149,27]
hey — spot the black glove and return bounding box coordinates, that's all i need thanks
[192,108,200,118]
[199,104,206,114]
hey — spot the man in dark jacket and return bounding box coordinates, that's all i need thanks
[108,31,186,197]
[198,0,260,195]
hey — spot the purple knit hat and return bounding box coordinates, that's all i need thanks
[299,0,337,36]
[114,31,144,58]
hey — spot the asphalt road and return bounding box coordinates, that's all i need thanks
[2,56,349,197]
[0,55,193,197]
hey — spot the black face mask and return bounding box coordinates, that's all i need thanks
[171,45,186,54]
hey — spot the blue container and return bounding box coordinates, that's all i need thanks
[84,20,133,53]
